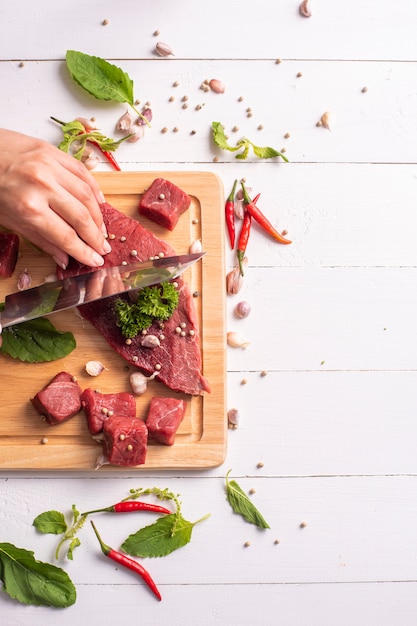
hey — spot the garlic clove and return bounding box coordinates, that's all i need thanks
[234,300,251,319]
[227,331,250,349]
[126,124,145,142]
[85,361,106,376]
[226,260,247,295]
[189,239,203,254]
[17,268,31,291]
[117,110,133,132]
[299,0,312,17]
[141,334,161,349]
[76,117,98,131]
[137,107,153,126]
[155,42,174,57]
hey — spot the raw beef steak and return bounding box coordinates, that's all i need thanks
[31,371,82,425]
[138,178,191,230]
[57,202,210,396]
[102,415,148,466]
[0,232,19,277]
[81,388,136,435]
[146,396,186,445]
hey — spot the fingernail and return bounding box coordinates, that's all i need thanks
[99,191,106,204]
[52,256,67,270]
[91,252,105,267]
[103,239,112,254]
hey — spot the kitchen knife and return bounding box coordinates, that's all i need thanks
[0,252,204,330]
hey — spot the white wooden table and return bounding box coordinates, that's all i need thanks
[2,1,417,623]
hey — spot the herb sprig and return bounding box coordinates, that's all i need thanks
[211,121,289,162]
[225,470,270,529]
[115,282,179,339]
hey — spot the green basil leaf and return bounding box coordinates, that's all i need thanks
[0,318,76,362]
[225,470,270,529]
[211,121,240,152]
[33,511,67,535]
[0,543,76,607]
[122,512,209,558]
[66,50,134,106]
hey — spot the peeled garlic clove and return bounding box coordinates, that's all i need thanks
[126,124,145,142]
[209,79,225,93]
[85,360,106,376]
[189,239,202,254]
[129,371,157,395]
[76,117,98,131]
[141,334,160,349]
[83,155,100,170]
[226,259,247,295]
[155,42,174,57]
[227,332,250,349]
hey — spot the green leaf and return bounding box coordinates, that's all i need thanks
[0,543,76,607]
[252,143,289,161]
[122,512,210,558]
[33,511,67,535]
[0,318,76,362]
[211,122,240,152]
[66,50,135,106]
[225,470,270,529]
[67,538,81,561]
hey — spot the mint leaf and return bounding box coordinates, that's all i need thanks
[121,512,210,558]
[0,543,76,607]
[225,470,270,529]
[0,318,76,362]
[33,511,67,535]
[66,50,135,106]
[252,144,287,160]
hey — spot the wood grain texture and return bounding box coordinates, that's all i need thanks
[0,171,227,470]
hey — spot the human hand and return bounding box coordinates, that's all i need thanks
[0,129,111,270]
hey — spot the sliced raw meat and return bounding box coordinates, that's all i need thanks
[102,416,148,466]
[57,202,210,396]
[146,397,186,445]
[81,388,136,435]
[0,233,19,278]
[138,178,191,230]
[31,371,82,425]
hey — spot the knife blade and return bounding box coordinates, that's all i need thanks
[0,252,204,330]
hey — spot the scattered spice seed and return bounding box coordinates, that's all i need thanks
[232,125,239,132]
[238,96,244,102]
[169,96,175,102]
[275,58,282,64]
[190,129,197,135]
[182,103,188,109]
[173,81,179,87]
[161,127,168,133]
[260,370,268,377]
[249,488,256,495]
[240,379,247,385]
[274,539,280,545]
[257,461,264,468]
[40,437,48,445]
[244,541,251,548]
[317,111,332,130]
[153,30,160,36]
[102,18,109,25]
[18,61,25,68]
[361,86,368,93]
[300,521,307,528]
[247,112,253,118]
[213,156,219,162]
[173,127,179,132]
[193,291,200,298]
[257,124,264,130]
[284,132,291,139]
[296,71,303,78]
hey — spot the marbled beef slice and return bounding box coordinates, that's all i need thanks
[81,388,137,435]
[146,396,187,445]
[0,232,19,277]
[102,416,148,466]
[31,372,82,425]
[58,202,210,396]
[138,178,191,230]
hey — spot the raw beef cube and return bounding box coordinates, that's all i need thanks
[138,178,191,230]
[102,416,148,466]
[81,388,137,435]
[31,372,82,425]
[146,397,186,445]
[0,233,19,277]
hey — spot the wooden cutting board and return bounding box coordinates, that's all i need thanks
[0,171,227,470]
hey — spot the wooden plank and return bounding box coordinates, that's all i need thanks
[0,171,227,470]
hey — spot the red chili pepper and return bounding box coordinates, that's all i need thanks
[82,501,171,516]
[90,521,162,601]
[225,179,238,249]
[237,210,252,276]
[241,182,291,245]
[85,134,121,171]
